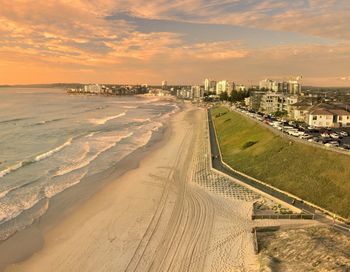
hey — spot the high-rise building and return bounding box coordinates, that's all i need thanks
[161,80,167,90]
[216,80,233,95]
[278,80,301,94]
[259,79,278,92]
[204,78,217,93]
[191,85,204,99]
[204,78,210,92]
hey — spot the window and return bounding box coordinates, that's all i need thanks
[313,116,317,120]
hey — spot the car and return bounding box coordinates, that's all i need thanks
[300,134,312,139]
[307,128,320,133]
[321,132,330,138]
[330,133,340,139]
[329,141,340,146]
[309,136,321,143]
[341,144,350,150]
[324,141,339,147]
[339,131,349,137]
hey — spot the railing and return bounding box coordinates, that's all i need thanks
[252,213,314,220]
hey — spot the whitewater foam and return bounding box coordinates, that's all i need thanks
[122,105,138,109]
[54,132,133,177]
[0,162,24,178]
[89,111,127,125]
[35,138,73,161]
[0,138,72,178]
[45,171,87,198]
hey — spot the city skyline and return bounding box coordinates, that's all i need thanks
[1,1,350,86]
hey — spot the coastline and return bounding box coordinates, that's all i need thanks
[1,102,326,272]
[0,105,174,271]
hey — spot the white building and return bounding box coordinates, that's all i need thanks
[161,80,167,90]
[278,80,301,94]
[259,79,278,92]
[204,78,217,93]
[260,92,286,114]
[216,80,233,95]
[84,84,101,93]
[191,85,204,99]
[307,108,350,127]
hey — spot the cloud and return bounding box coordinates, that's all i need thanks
[0,0,350,86]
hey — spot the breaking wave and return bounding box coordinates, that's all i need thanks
[0,138,72,178]
[89,111,127,125]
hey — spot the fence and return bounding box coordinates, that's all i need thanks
[252,213,314,220]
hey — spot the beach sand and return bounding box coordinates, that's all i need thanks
[3,104,317,272]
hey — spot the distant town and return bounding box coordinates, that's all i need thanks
[67,77,350,130]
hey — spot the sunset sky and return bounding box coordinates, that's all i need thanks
[1,0,350,86]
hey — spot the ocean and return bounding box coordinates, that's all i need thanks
[0,88,178,240]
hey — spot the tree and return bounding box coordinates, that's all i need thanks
[272,110,288,118]
[220,91,229,101]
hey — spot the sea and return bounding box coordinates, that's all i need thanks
[0,88,178,240]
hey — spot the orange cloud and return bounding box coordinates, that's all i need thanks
[1,0,350,86]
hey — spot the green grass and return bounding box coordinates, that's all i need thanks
[211,106,350,219]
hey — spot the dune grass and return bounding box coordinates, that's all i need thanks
[211,106,350,219]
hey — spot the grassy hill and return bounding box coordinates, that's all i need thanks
[211,106,350,219]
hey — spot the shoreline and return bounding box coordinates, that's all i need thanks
[0,108,174,271]
[1,103,327,272]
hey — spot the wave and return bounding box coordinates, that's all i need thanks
[0,138,72,178]
[0,162,24,178]
[0,189,43,224]
[122,105,138,109]
[45,171,87,198]
[0,170,86,225]
[0,198,49,241]
[131,118,151,123]
[35,138,72,161]
[89,111,127,125]
[54,132,133,177]
[0,117,28,124]
[31,118,64,126]
[0,189,11,198]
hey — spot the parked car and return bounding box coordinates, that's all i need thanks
[308,136,321,143]
[300,134,312,139]
[330,133,340,139]
[321,132,330,138]
[340,144,350,150]
[339,131,349,137]
[329,141,340,146]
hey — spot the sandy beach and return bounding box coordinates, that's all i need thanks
[3,104,318,272]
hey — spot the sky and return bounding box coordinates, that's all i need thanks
[0,0,350,86]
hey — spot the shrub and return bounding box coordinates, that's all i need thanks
[242,141,257,149]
